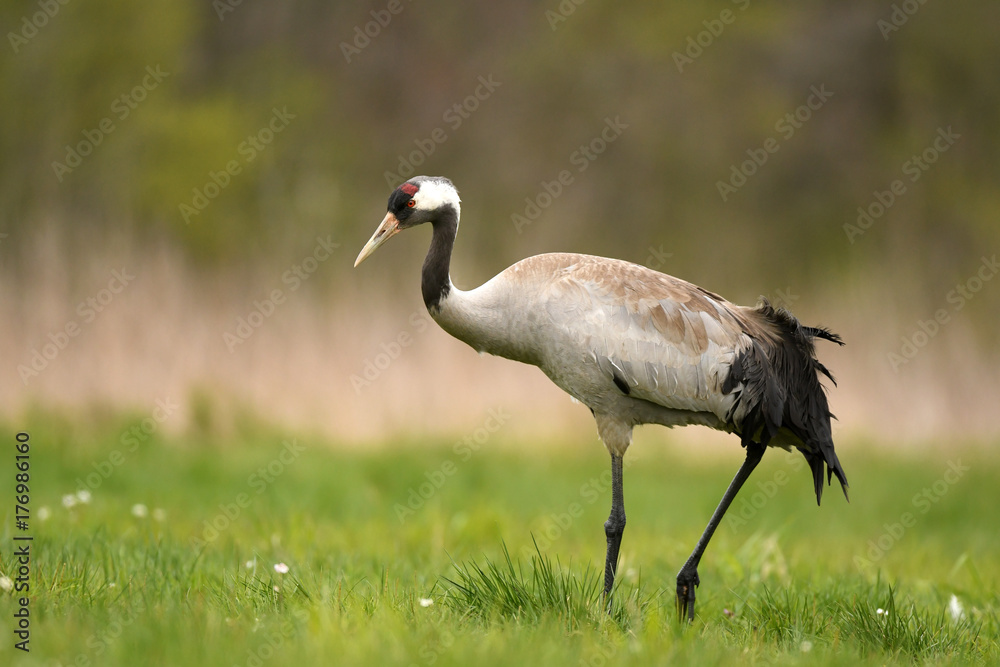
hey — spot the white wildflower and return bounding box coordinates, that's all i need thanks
[419,598,434,608]
[131,503,148,518]
[800,640,813,653]
[76,489,92,504]
[273,563,289,574]
[0,576,13,592]
[152,508,167,522]
[948,594,965,622]
[37,507,51,521]
[62,494,78,509]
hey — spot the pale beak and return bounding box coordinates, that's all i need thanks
[354,211,401,267]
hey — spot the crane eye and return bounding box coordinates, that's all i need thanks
[406,199,416,207]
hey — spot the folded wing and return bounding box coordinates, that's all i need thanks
[539,255,761,423]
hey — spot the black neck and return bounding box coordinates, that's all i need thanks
[421,206,458,310]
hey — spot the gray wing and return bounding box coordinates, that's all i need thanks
[535,254,761,422]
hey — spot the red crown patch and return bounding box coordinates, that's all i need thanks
[400,183,419,195]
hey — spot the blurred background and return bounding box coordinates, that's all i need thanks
[3,0,998,446]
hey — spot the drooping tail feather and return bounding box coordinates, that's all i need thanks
[803,325,844,346]
[729,299,849,505]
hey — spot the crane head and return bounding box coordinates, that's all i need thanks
[354,176,461,267]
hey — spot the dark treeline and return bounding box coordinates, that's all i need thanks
[2,1,999,313]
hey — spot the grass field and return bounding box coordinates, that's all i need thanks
[1,412,998,666]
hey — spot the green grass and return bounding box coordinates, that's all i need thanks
[1,412,998,665]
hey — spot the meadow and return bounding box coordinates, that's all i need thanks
[1,411,997,666]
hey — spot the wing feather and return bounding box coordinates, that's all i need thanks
[537,254,757,420]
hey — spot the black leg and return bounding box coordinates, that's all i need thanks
[602,453,626,608]
[677,442,766,622]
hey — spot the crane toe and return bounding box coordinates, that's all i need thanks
[676,567,700,622]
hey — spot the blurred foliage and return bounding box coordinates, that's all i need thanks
[2,0,999,305]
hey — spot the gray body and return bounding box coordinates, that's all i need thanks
[434,250,845,491]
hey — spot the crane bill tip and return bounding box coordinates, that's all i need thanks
[353,246,372,267]
[355,212,401,268]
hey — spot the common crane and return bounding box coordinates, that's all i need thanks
[354,175,848,620]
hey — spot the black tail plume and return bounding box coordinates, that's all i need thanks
[732,299,849,504]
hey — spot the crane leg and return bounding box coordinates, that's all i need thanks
[676,442,766,622]
[602,452,626,609]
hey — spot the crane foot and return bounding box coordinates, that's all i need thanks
[676,566,700,622]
